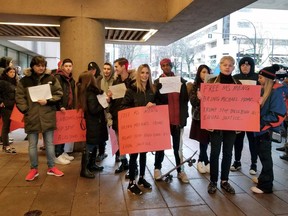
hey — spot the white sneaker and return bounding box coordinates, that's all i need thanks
[205,163,210,173]
[55,155,71,165]
[177,171,189,183]
[154,169,162,180]
[197,161,206,174]
[62,152,74,161]
[251,186,264,194]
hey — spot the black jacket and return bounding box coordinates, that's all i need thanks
[121,85,155,109]
[109,73,135,131]
[0,78,16,110]
[85,86,108,145]
[154,76,189,127]
[54,71,76,110]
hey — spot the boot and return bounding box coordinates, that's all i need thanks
[115,158,129,174]
[80,149,95,178]
[89,147,104,172]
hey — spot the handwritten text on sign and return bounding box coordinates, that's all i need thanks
[118,105,171,154]
[200,83,261,131]
[53,110,86,145]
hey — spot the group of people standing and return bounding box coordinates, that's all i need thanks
[189,55,286,195]
[0,53,286,196]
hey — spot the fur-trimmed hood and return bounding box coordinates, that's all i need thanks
[23,68,51,77]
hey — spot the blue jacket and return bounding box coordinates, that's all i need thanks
[255,82,287,136]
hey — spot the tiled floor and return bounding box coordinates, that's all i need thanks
[1,123,288,216]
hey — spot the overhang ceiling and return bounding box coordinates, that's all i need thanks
[0,0,287,46]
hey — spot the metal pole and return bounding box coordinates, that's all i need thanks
[243,19,256,62]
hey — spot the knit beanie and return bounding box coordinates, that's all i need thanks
[160,58,172,67]
[259,64,280,80]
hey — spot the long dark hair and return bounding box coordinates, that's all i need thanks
[76,71,98,112]
[194,64,211,86]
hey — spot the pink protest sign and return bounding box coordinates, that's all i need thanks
[118,105,171,154]
[200,83,261,131]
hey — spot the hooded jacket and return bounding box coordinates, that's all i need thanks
[15,68,63,133]
[233,57,258,82]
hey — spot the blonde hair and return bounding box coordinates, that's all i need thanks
[135,64,155,93]
[261,78,274,107]
[220,56,235,65]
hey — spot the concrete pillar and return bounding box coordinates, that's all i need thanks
[60,17,105,81]
[60,17,105,152]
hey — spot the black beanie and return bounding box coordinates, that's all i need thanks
[259,64,280,80]
[238,56,255,72]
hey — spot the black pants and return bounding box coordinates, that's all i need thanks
[199,142,209,164]
[0,109,12,147]
[154,125,182,173]
[210,130,236,183]
[255,132,273,193]
[55,144,65,157]
[129,152,146,181]
[234,131,257,164]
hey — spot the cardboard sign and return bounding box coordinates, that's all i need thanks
[200,83,261,131]
[118,105,171,154]
[53,110,86,145]
[109,127,119,156]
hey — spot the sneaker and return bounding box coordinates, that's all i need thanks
[62,152,74,161]
[205,163,210,173]
[251,186,264,194]
[197,161,206,174]
[25,169,39,181]
[138,178,152,189]
[221,181,235,194]
[208,182,217,194]
[55,155,71,165]
[230,161,241,171]
[252,177,258,184]
[47,167,64,177]
[177,171,189,183]
[96,153,108,162]
[249,164,257,175]
[154,169,162,180]
[128,182,143,195]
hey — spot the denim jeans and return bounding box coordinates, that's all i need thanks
[28,130,55,169]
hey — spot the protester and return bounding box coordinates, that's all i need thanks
[87,61,109,163]
[77,71,107,178]
[109,58,135,174]
[251,64,286,194]
[0,66,18,153]
[121,64,155,195]
[153,58,189,183]
[15,55,64,181]
[187,65,211,174]
[206,56,241,194]
[54,58,76,165]
[231,56,259,175]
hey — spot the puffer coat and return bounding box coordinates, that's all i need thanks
[85,85,108,145]
[15,68,63,133]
